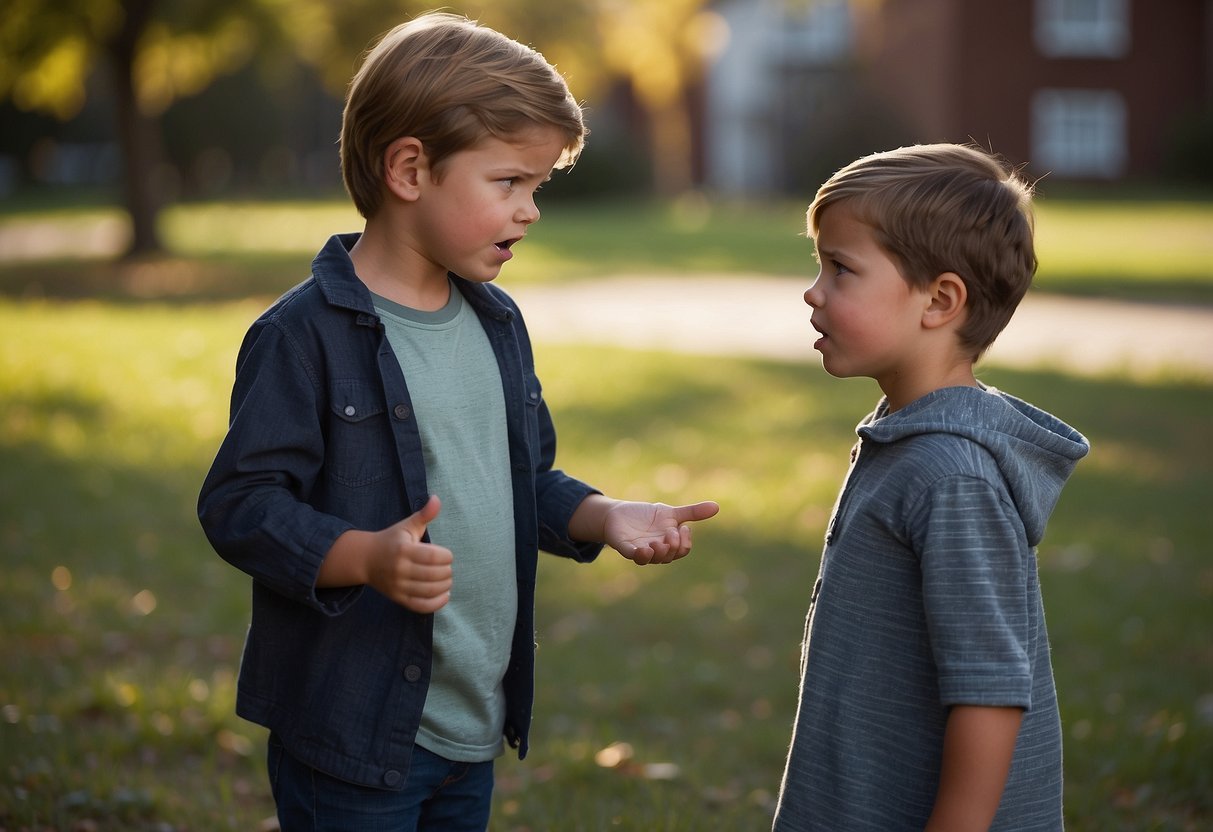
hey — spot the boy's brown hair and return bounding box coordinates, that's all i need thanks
[341,12,586,219]
[808,143,1037,358]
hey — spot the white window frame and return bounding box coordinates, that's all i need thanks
[1035,0,1130,58]
[1031,88,1127,178]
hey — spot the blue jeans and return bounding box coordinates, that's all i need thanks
[268,734,494,831]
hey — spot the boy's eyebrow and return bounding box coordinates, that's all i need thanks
[491,166,554,182]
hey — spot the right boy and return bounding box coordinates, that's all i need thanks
[198,13,717,830]
[772,144,1088,831]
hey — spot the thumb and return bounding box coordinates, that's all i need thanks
[672,500,720,524]
[400,494,441,539]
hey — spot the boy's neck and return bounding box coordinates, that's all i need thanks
[881,356,980,413]
[350,219,451,312]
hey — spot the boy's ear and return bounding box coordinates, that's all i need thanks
[921,271,968,330]
[383,137,427,202]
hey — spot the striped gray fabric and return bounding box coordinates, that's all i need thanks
[773,386,1088,831]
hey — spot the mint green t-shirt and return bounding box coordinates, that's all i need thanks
[374,284,516,762]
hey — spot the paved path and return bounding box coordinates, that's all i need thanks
[510,274,1213,381]
[1,209,1207,380]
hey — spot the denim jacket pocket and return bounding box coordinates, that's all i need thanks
[326,379,393,488]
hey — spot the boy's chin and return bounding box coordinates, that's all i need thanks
[818,358,862,382]
[449,265,503,284]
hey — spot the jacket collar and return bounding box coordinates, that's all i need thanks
[311,232,514,322]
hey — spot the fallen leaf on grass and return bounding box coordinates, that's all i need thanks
[594,741,681,780]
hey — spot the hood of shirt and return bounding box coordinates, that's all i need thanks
[857,386,1090,545]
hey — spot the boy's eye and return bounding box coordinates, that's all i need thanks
[833,260,851,275]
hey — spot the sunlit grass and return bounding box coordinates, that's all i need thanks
[2,193,1210,303]
[0,188,1208,829]
[1,298,1210,830]
[1031,199,1213,301]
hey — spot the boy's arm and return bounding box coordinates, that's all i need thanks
[925,705,1024,832]
[317,495,453,614]
[911,475,1038,828]
[568,493,719,565]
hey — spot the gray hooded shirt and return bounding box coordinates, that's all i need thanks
[773,385,1089,832]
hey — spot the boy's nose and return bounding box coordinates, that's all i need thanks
[804,280,821,308]
[518,199,540,225]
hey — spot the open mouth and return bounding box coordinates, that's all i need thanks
[495,237,521,252]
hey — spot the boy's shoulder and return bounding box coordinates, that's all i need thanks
[252,234,373,327]
[858,388,1032,482]
[245,277,334,344]
[262,276,323,318]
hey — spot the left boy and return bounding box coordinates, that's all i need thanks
[198,13,717,830]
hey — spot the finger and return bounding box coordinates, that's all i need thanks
[400,561,453,582]
[651,528,690,565]
[407,543,454,568]
[653,531,685,563]
[649,549,675,565]
[400,494,442,539]
[663,526,684,554]
[402,591,450,614]
[645,543,669,564]
[627,545,654,566]
[397,571,452,599]
[670,500,720,524]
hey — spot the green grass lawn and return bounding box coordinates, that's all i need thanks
[1,296,1210,830]
[0,194,1210,829]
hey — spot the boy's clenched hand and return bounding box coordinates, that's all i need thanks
[365,495,453,613]
[318,495,453,614]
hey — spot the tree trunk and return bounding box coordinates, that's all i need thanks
[648,97,695,197]
[107,0,163,257]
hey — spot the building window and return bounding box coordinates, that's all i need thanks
[1035,0,1130,57]
[1031,89,1127,178]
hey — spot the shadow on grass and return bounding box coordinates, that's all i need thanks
[0,412,270,829]
[1035,274,1213,307]
[542,360,1213,830]
[2,323,1210,828]
[0,254,307,306]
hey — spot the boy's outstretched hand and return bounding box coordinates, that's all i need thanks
[571,495,720,565]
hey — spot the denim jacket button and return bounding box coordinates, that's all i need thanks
[393,404,411,420]
[383,769,402,786]
[343,405,356,417]
[404,664,422,682]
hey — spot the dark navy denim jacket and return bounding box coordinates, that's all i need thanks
[198,233,602,789]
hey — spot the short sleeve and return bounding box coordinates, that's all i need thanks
[909,475,1034,708]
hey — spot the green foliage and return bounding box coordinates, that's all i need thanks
[1,295,1210,829]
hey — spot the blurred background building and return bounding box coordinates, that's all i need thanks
[704,0,1212,194]
[2,0,1210,249]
